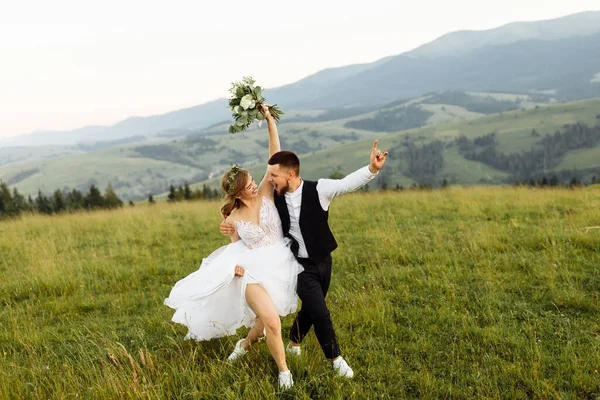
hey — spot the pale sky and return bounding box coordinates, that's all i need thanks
[0,0,598,138]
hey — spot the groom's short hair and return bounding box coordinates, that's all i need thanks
[268,151,300,176]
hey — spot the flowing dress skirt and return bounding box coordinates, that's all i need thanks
[164,239,303,341]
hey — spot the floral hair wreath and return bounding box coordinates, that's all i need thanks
[227,163,243,194]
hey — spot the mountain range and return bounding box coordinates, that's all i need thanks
[2,10,599,147]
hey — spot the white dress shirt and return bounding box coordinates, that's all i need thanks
[284,165,377,258]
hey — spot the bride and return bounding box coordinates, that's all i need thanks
[164,105,302,389]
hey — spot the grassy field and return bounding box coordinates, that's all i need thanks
[1,187,599,399]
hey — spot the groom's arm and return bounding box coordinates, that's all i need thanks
[317,140,388,210]
[316,166,377,210]
[221,216,241,242]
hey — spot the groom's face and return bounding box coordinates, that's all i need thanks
[267,164,290,196]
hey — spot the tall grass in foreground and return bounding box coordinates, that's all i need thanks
[0,187,599,399]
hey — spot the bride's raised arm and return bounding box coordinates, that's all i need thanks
[258,104,280,196]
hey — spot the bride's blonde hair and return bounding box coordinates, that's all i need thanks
[220,165,250,218]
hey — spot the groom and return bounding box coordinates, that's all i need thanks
[221,123,388,379]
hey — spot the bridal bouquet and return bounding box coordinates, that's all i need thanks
[228,76,283,134]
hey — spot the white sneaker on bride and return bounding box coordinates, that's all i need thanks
[227,339,247,362]
[278,370,294,389]
[332,357,354,378]
[285,342,301,356]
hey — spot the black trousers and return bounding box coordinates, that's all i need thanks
[290,254,341,359]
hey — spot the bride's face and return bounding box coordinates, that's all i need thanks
[239,174,258,199]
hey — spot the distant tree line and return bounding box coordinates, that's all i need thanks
[379,122,600,187]
[512,170,600,188]
[420,91,520,114]
[371,180,449,192]
[134,144,199,167]
[166,182,220,202]
[0,182,124,219]
[384,137,446,185]
[0,178,230,219]
[344,105,433,132]
[456,122,600,180]
[512,174,597,188]
[402,140,445,182]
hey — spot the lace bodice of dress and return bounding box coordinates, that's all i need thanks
[234,197,284,249]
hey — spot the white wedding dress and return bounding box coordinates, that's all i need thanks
[164,197,303,341]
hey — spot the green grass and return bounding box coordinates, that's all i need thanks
[1,187,599,398]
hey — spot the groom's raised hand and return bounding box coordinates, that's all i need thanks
[369,140,388,174]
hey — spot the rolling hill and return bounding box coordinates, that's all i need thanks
[2,90,575,200]
[3,92,600,200]
[159,97,600,198]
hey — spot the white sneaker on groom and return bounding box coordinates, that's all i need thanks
[285,342,301,356]
[332,357,354,378]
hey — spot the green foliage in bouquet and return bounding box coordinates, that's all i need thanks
[228,76,283,134]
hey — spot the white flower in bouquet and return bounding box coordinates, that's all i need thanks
[240,94,255,110]
[227,76,283,134]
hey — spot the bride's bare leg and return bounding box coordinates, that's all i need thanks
[245,284,288,372]
[241,318,266,350]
